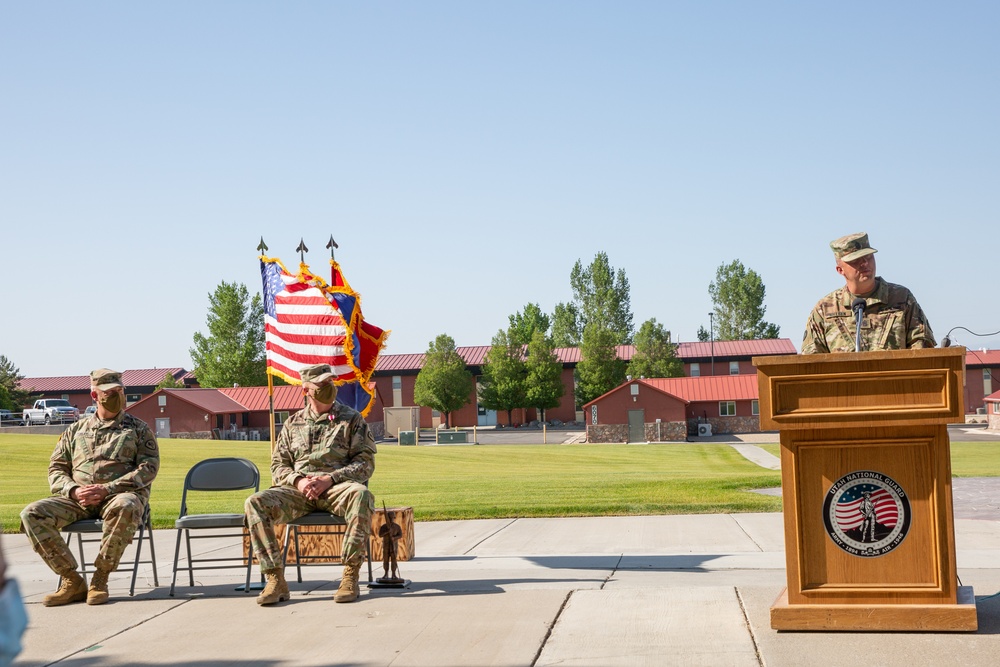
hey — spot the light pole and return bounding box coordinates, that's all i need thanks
[708,312,715,375]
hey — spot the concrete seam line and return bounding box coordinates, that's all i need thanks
[463,517,518,555]
[53,599,191,665]
[730,513,765,552]
[600,553,624,590]
[530,590,573,667]
[735,586,766,667]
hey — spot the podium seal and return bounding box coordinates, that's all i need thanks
[822,470,911,558]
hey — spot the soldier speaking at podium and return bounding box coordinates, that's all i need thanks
[802,232,936,353]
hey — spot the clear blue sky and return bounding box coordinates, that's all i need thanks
[3,2,998,377]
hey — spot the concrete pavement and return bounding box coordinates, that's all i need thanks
[6,499,1000,667]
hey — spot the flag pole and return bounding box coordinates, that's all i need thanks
[258,235,277,450]
[268,372,275,451]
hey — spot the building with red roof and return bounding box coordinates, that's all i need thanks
[582,375,761,443]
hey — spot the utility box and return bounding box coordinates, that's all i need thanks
[437,430,468,444]
[398,430,417,446]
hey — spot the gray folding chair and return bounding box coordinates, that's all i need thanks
[169,457,260,596]
[62,503,158,596]
[281,512,374,584]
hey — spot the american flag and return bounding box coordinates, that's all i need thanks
[834,484,898,531]
[260,257,387,416]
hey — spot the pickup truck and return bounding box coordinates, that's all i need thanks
[22,399,80,425]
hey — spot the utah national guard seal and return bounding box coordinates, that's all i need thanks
[822,470,911,558]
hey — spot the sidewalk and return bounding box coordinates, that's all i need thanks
[6,509,1000,667]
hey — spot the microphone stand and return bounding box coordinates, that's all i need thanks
[852,298,866,352]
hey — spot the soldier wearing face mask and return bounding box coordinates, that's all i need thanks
[20,369,159,607]
[244,363,376,606]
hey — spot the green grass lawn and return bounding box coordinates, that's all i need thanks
[756,442,999,477]
[1,433,783,531]
[3,433,995,532]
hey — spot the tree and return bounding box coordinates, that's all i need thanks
[156,372,184,389]
[707,260,780,340]
[189,281,266,388]
[413,334,474,428]
[0,356,30,410]
[628,319,683,379]
[550,302,581,348]
[508,303,551,346]
[524,330,564,423]
[575,323,628,407]
[478,329,527,426]
[553,252,634,347]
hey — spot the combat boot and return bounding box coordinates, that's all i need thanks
[43,570,87,607]
[87,568,112,605]
[334,561,361,603]
[256,569,289,606]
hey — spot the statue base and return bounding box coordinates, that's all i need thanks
[368,577,409,589]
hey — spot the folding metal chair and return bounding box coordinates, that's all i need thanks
[62,503,158,596]
[281,512,374,584]
[169,457,260,596]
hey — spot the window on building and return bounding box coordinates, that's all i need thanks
[690,363,700,377]
[751,399,759,416]
[994,403,1000,415]
[720,401,736,416]
[126,394,141,404]
[276,411,289,425]
[984,369,992,400]
[729,361,739,375]
[392,376,402,390]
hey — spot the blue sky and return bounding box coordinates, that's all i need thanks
[2,2,998,377]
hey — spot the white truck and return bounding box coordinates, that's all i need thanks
[22,399,80,425]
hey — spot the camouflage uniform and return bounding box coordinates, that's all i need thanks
[20,411,160,575]
[245,402,376,572]
[802,277,936,353]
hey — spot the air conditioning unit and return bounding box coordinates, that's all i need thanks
[697,423,712,437]
[249,431,261,441]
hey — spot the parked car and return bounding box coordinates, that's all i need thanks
[83,405,97,417]
[0,409,19,426]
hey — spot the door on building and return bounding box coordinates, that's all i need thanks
[627,410,645,443]
[477,403,497,426]
[155,418,170,439]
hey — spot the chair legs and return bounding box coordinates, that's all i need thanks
[64,509,158,597]
[280,520,374,585]
[169,527,256,597]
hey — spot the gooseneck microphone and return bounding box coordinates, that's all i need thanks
[852,297,866,352]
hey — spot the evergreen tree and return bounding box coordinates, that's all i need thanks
[413,334,474,428]
[0,356,30,410]
[707,260,780,340]
[478,329,527,426]
[524,330,564,422]
[628,319,683,379]
[575,323,627,407]
[189,281,266,388]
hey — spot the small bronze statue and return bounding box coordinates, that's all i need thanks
[376,503,404,585]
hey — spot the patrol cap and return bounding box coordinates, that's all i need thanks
[830,232,878,262]
[300,363,335,386]
[90,368,123,391]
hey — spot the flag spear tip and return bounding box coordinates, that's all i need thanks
[257,237,268,253]
[327,235,338,259]
[296,238,309,262]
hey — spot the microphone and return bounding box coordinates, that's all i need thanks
[852,297,866,352]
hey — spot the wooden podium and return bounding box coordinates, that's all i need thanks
[753,348,977,631]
